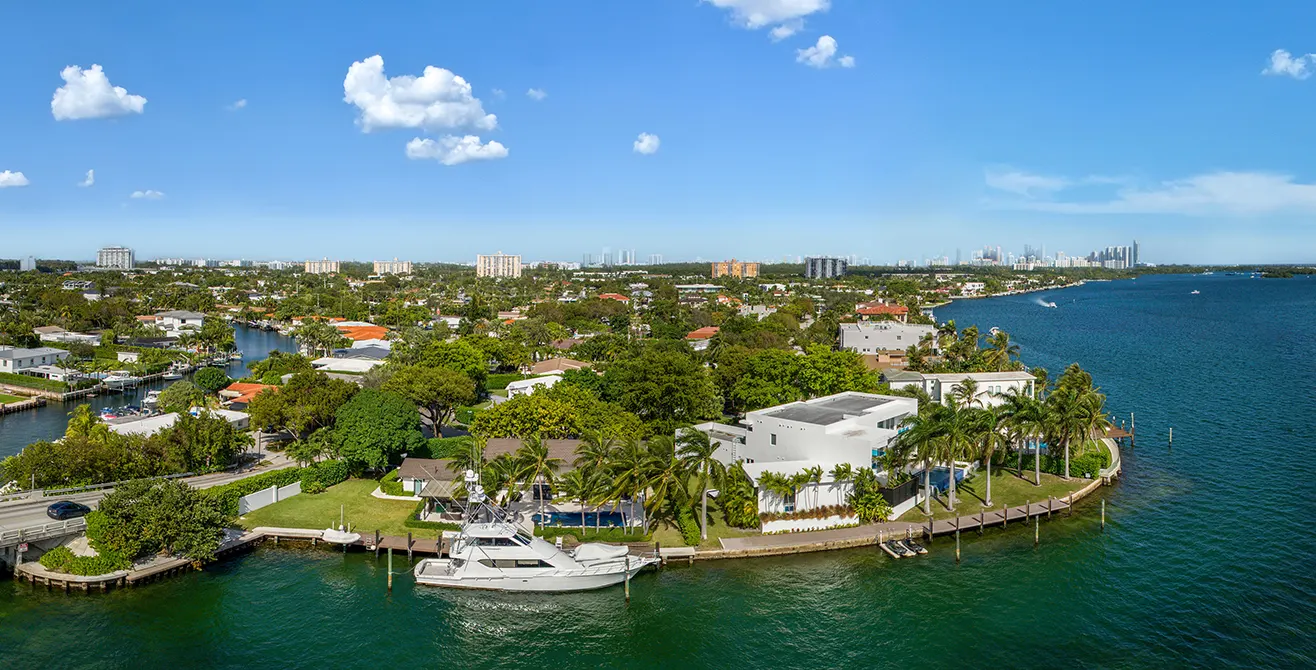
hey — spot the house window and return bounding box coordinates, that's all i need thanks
[783,490,795,513]
[770,433,777,445]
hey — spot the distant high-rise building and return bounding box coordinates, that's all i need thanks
[19,256,36,272]
[373,258,413,275]
[304,258,341,274]
[711,259,759,279]
[97,246,135,270]
[647,253,664,265]
[1132,240,1140,267]
[476,252,522,278]
[805,256,848,279]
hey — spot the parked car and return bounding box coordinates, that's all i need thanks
[46,501,92,520]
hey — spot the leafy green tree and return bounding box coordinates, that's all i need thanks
[419,339,488,385]
[382,364,476,432]
[246,371,357,438]
[247,351,313,379]
[291,320,349,357]
[678,428,726,541]
[847,467,893,523]
[333,389,426,471]
[95,478,227,563]
[161,410,251,470]
[192,367,231,395]
[600,347,721,434]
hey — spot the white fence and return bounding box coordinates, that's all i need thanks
[238,481,302,515]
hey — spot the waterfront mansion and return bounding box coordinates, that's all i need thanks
[691,392,924,528]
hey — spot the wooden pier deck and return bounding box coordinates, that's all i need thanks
[925,497,1070,537]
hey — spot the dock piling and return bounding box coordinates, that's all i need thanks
[955,529,960,563]
[1034,514,1039,546]
[387,548,393,593]
[1168,426,1173,449]
[374,530,380,558]
[1101,499,1106,531]
[407,532,413,562]
[624,556,631,603]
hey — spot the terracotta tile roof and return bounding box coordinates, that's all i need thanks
[685,326,720,340]
[530,357,590,375]
[597,293,630,302]
[220,382,277,405]
[855,302,908,316]
[336,325,389,341]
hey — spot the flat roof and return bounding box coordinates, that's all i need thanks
[760,393,894,426]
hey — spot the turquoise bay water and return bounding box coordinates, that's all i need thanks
[2,275,1314,668]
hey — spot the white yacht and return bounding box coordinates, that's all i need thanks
[413,473,658,592]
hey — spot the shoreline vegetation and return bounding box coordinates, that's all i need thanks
[2,260,1142,589]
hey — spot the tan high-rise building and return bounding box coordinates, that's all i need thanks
[476,252,522,278]
[304,258,340,274]
[373,258,413,275]
[711,258,759,279]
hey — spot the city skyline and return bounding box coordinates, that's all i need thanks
[4,3,1316,263]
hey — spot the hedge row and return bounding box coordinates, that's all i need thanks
[534,526,651,543]
[38,545,131,576]
[379,470,405,497]
[0,371,68,392]
[1019,450,1111,479]
[206,460,349,516]
[401,500,461,532]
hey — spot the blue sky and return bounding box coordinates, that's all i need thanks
[3,1,1316,264]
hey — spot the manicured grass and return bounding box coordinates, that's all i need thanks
[0,393,26,404]
[649,514,760,550]
[904,467,1093,523]
[238,478,420,537]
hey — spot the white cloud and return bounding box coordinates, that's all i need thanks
[51,65,147,120]
[491,88,506,99]
[708,0,830,36]
[79,169,95,187]
[1262,49,1315,80]
[228,99,248,110]
[526,88,547,101]
[343,55,496,132]
[0,171,30,188]
[984,168,1071,197]
[633,133,661,155]
[987,168,1316,216]
[130,190,165,200]
[769,20,803,41]
[405,136,508,166]
[796,35,853,69]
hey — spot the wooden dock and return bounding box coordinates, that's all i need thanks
[924,497,1071,538]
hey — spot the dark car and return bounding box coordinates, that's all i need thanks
[46,501,92,520]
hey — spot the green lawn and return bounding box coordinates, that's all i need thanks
[649,513,760,550]
[0,393,26,404]
[239,479,420,537]
[0,372,67,392]
[903,467,1093,523]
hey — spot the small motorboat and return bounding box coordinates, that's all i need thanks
[162,370,183,380]
[229,351,243,360]
[1191,290,1200,295]
[1043,301,1057,308]
[143,390,161,408]
[882,540,913,558]
[322,525,361,545]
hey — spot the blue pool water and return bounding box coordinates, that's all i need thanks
[533,511,626,527]
[925,466,966,492]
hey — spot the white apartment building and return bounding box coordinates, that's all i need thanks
[0,346,71,374]
[476,252,522,278]
[304,258,341,274]
[691,392,921,527]
[838,322,938,355]
[885,370,1036,408]
[373,259,413,275]
[97,246,135,270]
[19,256,36,272]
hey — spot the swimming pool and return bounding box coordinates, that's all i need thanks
[532,511,627,527]
[926,466,966,492]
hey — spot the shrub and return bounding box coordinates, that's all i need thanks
[678,507,701,546]
[1020,449,1110,478]
[300,459,349,494]
[193,367,232,395]
[454,407,478,425]
[38,546,129,576]
[484,372,526,391]
[380,469,405,497]
[205,468,303,516]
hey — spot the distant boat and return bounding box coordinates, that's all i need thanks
[143,390,161,408]
[1043,301,1057,308]
[162,371,183,381]
[1191,290,1200,295]
[989,327,1001,336]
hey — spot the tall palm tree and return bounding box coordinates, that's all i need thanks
[514,436,563,528]
[607,436,651,535]
[934,402,976,509]
[805,465,824,509]
[894,408,944,515]
[985,331,1021,371]
[1045,387,1087,480]
[949,377,981,409]
[829,463,854,496]
[677,428,726,541]
[643,435,688,533]
[557,469,590,529]
[971,407,1011,507]
[574,430,616,517]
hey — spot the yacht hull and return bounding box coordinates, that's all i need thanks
[413,557,657,592]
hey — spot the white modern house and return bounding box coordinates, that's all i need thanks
[885,370,1036,407]
[0,346,71,374]
[690,392,922,529]
[838,322,938,355]
[155,310,206,336]
[504,374,561,399]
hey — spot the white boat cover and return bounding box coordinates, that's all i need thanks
[572,543,629,564]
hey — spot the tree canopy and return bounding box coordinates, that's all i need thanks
[332,389,426,471]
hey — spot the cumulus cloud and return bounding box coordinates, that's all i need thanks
[0,171,30,188]
[405,136,508,166]
[984,168,1071,197]
[986,167,1316,216]
[796,35,853,68]
[526,88,547,101]
[130,189,165,200]
[633,133,661,155]
[343,55,496,132]
[228,99,248,110]
[79,169,95,187]
[708,0,830,36]
[1262,49,1315,79]
[51,65,147,120]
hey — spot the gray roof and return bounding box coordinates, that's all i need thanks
[0,347,69,360]
[156,310,205,319]
[883,370,925,382]
[762,394,891,426]
[332,345,391,360]
[397,458,451,481]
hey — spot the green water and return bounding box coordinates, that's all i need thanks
[2,275,1314,668]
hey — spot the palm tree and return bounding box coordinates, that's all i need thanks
[805,465,824,509]
[789,471,812,512]
[607,436,651,535]
[677,428,726,541]
[934,402,976,509]
[557,469,590,529]
[1046,387,1087,480]
[829,463,854,497]
[971,407,1011,507]
[514,436,563,528]
[999,388,1046,485]
[949,377,981,409]
[643,435,688,533]
[574,431,616,519]
[985,331,1020,371]
[894,408,943,515]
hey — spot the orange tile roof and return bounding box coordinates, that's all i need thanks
[222,382,277,405]
[856,302,908,316]
[336,325,389,341]
[685,326,720,340]
[598,293,630,302]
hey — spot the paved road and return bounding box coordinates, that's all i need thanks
[0,452,294,532]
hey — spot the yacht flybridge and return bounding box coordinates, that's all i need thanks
[413,471,658,592]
